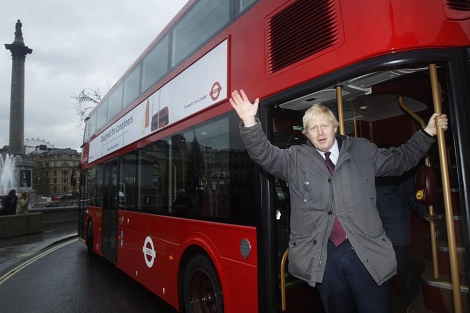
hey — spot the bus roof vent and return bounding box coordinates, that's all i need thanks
[447,0,470,11]
[444,0,470,20]
[266,0,342,75]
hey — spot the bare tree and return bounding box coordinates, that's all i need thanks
[71,88,101,126]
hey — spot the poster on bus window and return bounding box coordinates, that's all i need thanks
[89,39,228,162]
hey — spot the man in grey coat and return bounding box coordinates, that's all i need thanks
[229,89,448,313]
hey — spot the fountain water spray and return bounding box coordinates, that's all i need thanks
[0,154,22,195]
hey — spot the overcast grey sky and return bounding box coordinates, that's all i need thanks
[0,0,188,152]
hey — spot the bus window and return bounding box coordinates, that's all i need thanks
[142,35,169,93]
[171,0,230,67]
[119,152,138,211]
[85,113,96,142]
[166,113,256,224]
[123,65,141,110]
[237,0,258,15]
[96,100,108,130]
[135,140,170,214]
[107,83,123,121]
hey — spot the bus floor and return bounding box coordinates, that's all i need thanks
[392,257,440,313]
[283,281,324,313]
[282,277,435,313]
[403,290,435,313]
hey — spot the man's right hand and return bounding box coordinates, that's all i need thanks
[424,213,438,224]
[229,89,259,127]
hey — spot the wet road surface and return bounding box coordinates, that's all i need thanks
[0,239,178,313]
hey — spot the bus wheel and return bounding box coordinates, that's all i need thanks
[86,221,94,257]
[183,254,223,313]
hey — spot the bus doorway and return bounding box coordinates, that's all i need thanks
[101,158,118,263]
[268,107,325,312]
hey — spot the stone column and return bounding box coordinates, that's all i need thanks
[5,20,33,156]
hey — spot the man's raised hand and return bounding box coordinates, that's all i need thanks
[230,89,259,127]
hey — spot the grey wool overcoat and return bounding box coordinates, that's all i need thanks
[240,119,435,287]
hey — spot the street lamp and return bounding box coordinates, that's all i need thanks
[36,177,40,207]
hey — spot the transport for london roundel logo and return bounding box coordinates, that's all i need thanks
[142,236,156,268]
[210,81,222,101]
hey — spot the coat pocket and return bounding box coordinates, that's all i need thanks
[288,233,317,281]
[361,231,397,284]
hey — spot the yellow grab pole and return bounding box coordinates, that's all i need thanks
[429,64,462,313]
[336,86,345,135]
[398,96,439,279]
[280,249,288,311]
[353,117,358,138]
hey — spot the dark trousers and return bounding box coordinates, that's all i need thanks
[316,240,392,313]
[393,245,420,306]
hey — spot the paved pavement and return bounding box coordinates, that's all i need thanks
[0,221,78,274]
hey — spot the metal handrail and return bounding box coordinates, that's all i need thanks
[429,63,462,313]
[336,86,345,135]
[280,248,289,311]
[398,96,439,279]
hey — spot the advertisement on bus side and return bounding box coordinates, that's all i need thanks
[89,39,228,163]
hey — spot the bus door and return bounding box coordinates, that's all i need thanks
[101,158,118,263]
[268,107,324,313]
[266,62,470,312]
[77,170,87,240]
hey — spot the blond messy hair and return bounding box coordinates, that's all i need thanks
[302,104,340,135]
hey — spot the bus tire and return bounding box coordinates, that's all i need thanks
[86,221,94,257]
[183,254,223,313]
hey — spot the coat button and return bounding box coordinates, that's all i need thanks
[312,240,317,245]
[328,178,332,183]
[304,199,307,202]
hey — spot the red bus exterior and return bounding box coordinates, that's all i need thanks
[77,1,470,312]
[87,206,257,310]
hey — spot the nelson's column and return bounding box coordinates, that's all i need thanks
[4,20,34,192]
[5,19,33,155]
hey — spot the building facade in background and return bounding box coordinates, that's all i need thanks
[31,148,80,197]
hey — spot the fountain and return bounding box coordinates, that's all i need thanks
[0,154,22,195]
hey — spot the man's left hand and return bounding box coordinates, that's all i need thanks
[424,113,448,136]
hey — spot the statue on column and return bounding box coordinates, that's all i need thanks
[15,20,23,37]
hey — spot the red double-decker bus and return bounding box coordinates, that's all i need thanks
[75,0,470,312]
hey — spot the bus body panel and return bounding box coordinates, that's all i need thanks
[115,210,258,311]
[87,206,103,256]
[228,0,470,107]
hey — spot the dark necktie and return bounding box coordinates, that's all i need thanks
[325,152,346,246]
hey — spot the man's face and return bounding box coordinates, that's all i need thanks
[305,113,337,152]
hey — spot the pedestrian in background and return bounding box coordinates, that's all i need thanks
[16,192,30,215]
[376,168,437,306]
[173,189,192,214]
[229,89,448,313]
[1,189,18,215]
